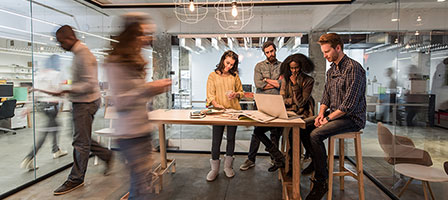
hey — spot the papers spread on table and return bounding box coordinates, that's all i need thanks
[214,110,276,123]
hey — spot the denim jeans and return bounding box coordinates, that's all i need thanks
[117,135,155,200]
[26,102,60,159]
[302,117,360,181]
[211,125,237,160]
[68,99,112,183]
[248,127,283,162]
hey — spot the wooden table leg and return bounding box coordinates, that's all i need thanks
[422,180,429,200]
[424,181,435,200]
[398,178,413,197]
[293,126,301,200]
[159,124,167,169]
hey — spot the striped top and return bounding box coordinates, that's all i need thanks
[321,55,366,129]
[206,71,244,110]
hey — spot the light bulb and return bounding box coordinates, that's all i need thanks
[189,0,195,12]
[231,2,238,17]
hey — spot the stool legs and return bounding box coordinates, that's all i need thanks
[327,137,335,200]
[327,133,365,200]
[355,134,365,200]
[339,138,345,190]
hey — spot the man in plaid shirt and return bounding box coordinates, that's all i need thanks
[303,33,366,200]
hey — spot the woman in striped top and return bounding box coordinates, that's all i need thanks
[206,50,244,181]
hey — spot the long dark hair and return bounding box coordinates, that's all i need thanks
[280,53,315,84]
[109,20,147,77]
[215,50,239,76]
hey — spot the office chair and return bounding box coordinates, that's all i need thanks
[0,99,17,134]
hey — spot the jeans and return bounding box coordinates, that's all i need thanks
[247,127,282,162]
[117,135,155,200]
[302,117,360,181]
[211,125,237,160]
[68,99,112,183]
[26,102,60,159]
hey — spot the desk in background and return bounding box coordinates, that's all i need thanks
[0,100,31,129]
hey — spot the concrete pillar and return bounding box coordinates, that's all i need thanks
[308,31,327,113]
[179,47,191,91]
[152,33,172,109]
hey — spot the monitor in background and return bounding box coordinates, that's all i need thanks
[0,84,14,98]
[242,84,252,92]
[20,82,33,88]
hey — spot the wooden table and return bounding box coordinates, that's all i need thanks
[148,109,306,199]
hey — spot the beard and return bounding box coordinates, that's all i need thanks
[327,54,338,62]
[268,56,277,63]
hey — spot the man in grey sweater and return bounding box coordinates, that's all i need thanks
[53,25,113,195]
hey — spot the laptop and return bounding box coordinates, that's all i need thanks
[254,93,301,120]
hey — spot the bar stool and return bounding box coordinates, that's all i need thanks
[327,131,364,200]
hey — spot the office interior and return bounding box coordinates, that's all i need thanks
[0,0,447,199]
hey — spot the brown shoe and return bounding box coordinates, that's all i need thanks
[53,181,84,195]
[104,153,114,176]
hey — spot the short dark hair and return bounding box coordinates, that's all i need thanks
[215,50,239,76]
[56,25,76,38]
[262,41,276,52]
[280,53,315,85]
[318,33,344,51]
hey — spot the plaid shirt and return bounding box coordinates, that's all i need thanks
[321,55,366,129]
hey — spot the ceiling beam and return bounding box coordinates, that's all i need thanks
[84,0,353,9]
[311,3,363,30]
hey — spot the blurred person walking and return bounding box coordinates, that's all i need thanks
[53,25,113,195]
[21,54,68,171]
[105,13,171,199]
[206,50,244,181]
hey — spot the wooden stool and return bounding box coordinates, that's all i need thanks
[327,131,365,200]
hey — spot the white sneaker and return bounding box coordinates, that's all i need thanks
[53,149,68,159]
[20,157,32,169]
[21,158,38,171]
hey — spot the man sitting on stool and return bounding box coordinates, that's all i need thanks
[302,33,366,200]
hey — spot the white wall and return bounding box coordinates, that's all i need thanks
[190,47,307,102]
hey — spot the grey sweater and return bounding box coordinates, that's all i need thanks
[69,41,101,103]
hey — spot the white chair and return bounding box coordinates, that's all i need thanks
[94,106,117,165]
[395,163,448,200]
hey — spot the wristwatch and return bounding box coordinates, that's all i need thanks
[325,116,331,121]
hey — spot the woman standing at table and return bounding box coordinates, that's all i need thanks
[206,50,244,181]
[105,13,171,199]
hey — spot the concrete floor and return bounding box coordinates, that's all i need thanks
[6,153,391,200]
[1,106,448,199]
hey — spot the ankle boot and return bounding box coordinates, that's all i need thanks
[223,155,235,178]
[265,145,285,172]
[206,159,220,181]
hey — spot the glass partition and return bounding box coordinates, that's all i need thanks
[1,0,447,198]
[0,0,111,196]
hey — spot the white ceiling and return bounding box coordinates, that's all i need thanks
[0,0,446,51]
